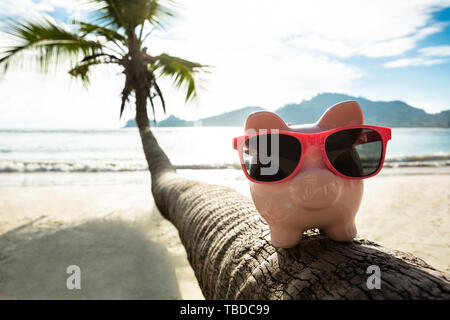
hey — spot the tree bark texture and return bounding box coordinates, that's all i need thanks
[136,119,450,300]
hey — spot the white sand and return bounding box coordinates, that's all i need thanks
[0,167,448,299]
[0,184,204,300]
[357,174,449,273]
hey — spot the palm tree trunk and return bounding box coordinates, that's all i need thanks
[134,101,449,299]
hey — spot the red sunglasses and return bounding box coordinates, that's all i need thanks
[232,125,391,184]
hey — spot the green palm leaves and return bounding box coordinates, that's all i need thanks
[153,54,206,102]
[0,18,103,73]
[90,0,173,33]
[0,0,208,121]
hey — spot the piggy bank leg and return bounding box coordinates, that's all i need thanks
[323,221,357,242]
[269,225,303,248]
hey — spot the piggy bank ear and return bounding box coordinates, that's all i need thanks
[245,111,289,131]
[317,100,364,128]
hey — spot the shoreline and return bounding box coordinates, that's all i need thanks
[0,157,449,174]
[0,166,449,187]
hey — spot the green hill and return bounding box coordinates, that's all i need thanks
[124,106,263,127]
[124,93,449,128]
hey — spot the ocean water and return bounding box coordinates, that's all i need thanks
[0,127,449,173]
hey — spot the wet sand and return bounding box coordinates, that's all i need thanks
[0,167,449,299]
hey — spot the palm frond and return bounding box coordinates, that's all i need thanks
[73,20,127,53]
[69,55,119,86]
[152,53,207,101]
[89,0,174,33]
[120,74,133,118]
[148,92,157,122]
[0,17,104,73]
[152,78,166,114]
[68,60,100,85]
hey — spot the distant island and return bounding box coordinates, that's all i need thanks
[124,93,450,128]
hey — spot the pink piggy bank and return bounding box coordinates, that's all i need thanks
[232,101,391,248]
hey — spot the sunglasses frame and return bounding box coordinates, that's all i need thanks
[232,125,392,184]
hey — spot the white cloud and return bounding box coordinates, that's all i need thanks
[420,45,450,57]
[384,57,448,68]
[0,0,94,23]
[357,23,446,58]
[384,45,450,68]
[0,0,50,16]
[284,1,449,58]
[288,23,446,58]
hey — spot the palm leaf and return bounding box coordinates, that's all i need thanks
[69,56,119,86]
[81,53,120,62]
[153,53,206,101]
[89,0,174,33]
[120,74,133,118]
[152,78,166,114]
[74,20,127,52]
[68,60,100,84]
[0,17,104,73]
[148,92,157,122]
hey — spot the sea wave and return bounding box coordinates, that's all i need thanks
[1,155,449,173]
[0,160,243,173]
[382,155,450,168]
[386,154,450,162]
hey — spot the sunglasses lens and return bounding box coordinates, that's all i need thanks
[242,133,301,182]
[325,128,383,177]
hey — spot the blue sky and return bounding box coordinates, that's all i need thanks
[349,6,450,110]
[0,0,449,128]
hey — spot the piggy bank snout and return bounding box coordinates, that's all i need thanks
[289,169,342,210]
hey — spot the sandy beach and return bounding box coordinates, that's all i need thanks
[0,182,203,299]
[0,166,449,299]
